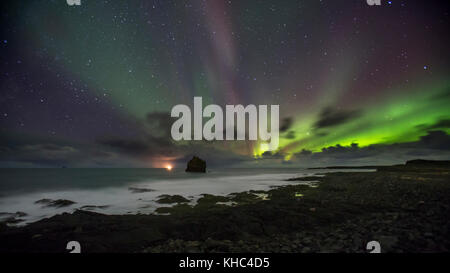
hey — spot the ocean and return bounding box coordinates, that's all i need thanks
[0,168,371,225]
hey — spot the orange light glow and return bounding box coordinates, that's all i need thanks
[165,164,173,171]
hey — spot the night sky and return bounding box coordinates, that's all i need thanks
[0,0,449,168]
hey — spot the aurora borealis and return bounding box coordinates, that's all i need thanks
[0,0,449,168]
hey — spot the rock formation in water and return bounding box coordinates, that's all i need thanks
[185,156,206,173]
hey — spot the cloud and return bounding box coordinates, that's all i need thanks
[0,131,136,167]
[415,130,450,150]
[0,142,81,166]
[2,103,449,169]
[98,134,180,160]
[280,117,293,132]
[283,130,296,139]
[99,138,152,156]
[416,118,450,131]
[288,130,450,167]
[145,112,176,138]
[98,111,179,157]
[97,111,258,167]
[314,107,361,129]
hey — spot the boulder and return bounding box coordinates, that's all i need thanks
[185,156,206,173]
[35,198,76,208]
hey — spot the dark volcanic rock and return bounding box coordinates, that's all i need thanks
[128,187,155,193]
[34,198,52,205]
[156,194,190,204]
[35,199,76,208]
[80,205,110,210]
[185,156,206,173]
[285,176,321,182]
[0,212,27,224]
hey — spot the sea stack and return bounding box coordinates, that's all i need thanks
[186,156,206,173]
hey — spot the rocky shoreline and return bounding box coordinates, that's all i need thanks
[0,160,449,253]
